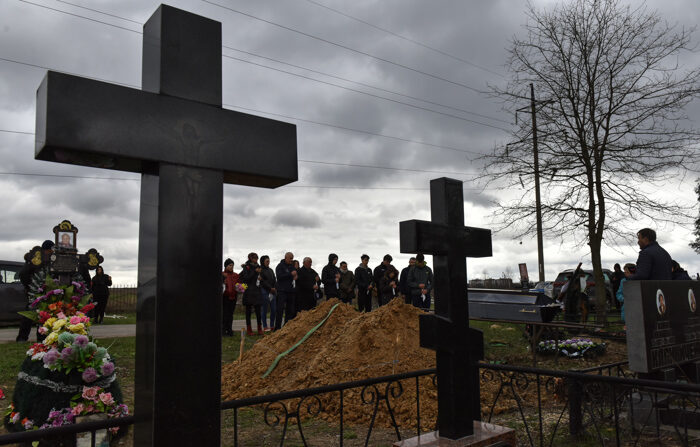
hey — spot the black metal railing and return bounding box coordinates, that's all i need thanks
[222,363,700,447]
[104,284,137,313]
[4,362,700,446]
[0,415,134,445]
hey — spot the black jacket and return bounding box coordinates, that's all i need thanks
[260,265,277,292]
[630,242,673,280]
[321,254,340,299]
[240,261,263,306]
[91,273,112,300]
[355,263,374,289]
[399,266,412,296]
[275,260,296,292]
[296,266,320,311]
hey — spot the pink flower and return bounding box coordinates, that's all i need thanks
[71,403,85,415]
[57,312,66,320]
[82,386,99,401]
[38,326,48,335]
[99,392,114,406]
[70,316,81,325]
[86,405,95,413]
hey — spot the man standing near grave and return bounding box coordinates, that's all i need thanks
[321,253,340,301]
[630,228,673,280]
[408,253,434,310]
[274,252,297,330]
[373,254,395,306]
[296,257,320,312]
[355,254,374,312]
[399,257,416,304]
[338,261,356,305]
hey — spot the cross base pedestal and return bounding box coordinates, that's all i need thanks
[393,422,516,447]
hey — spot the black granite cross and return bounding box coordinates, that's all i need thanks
[400,177,492,440]
[34,6,297,446]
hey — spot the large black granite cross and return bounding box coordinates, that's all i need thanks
[34,6,297,446]
[400,177,492,440]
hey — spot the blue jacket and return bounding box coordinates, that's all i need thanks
[630,241,672,280]
[275,260,296,292]
[616,278,627,322]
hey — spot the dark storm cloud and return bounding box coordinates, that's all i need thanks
[270,209,321,228]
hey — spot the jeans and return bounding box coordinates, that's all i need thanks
[261,289,276,328]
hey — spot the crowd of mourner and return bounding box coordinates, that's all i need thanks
[221,252,433,336]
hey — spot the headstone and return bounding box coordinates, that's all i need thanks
[625,280,700,374]
[34,5,297,446]
[399,177,505,442]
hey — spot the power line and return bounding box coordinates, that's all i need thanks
[0,54,482,155]
[17,0,141,34]
[16,0,508,131]
[0,172,494,191]
[303,0,504,78]
[55,0,141,24]
[0,129,479,175]
[201,0,487,94]
[223,45,509,124]
[222,53,509,131]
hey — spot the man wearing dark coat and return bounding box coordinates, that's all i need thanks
[274,252,297,330]
[399,257,416,304]
[240,252,264,335]
[355,254,374,312]
[296,257,321,312]
[321,253,340,300]
[629,228,673,281]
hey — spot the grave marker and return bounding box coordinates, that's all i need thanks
[400,177,492,439]
[35,5,297,446]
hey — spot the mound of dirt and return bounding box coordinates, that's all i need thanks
[221,298,553,430]
[222,298,438,429]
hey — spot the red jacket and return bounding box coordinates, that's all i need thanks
[223,270,239,300]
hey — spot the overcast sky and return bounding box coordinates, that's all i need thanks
[0,0,698,284]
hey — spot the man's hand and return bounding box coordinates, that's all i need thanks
[291,271,298,279]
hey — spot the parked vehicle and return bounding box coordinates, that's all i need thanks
[553,268,614,310]
[0,260,26,326]
[530,281,554,298]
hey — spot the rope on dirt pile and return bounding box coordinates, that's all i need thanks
[262,303,340,378]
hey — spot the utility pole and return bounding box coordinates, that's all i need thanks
[530,83,545,283]
[516,85,546,283]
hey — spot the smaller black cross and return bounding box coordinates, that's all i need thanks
[400,177,492,439]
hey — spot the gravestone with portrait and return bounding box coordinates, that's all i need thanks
[625,280,700,377]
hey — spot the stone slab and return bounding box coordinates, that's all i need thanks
[393,422,516,447]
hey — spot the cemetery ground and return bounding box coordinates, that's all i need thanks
[5,299,693,446]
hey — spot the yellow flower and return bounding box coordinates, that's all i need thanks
[68,323,86,335]
[44,317,57,328]
[43,332,59,346]
[52,319,67,332]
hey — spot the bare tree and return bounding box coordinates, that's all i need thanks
[692,180,700,254]
[483,0,700,323]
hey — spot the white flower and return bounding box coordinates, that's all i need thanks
[31,352,46,361]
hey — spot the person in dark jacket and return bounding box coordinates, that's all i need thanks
[240,252,264,335]
[296,257,320,312]
[259,255,277,332]
[611,263,624,310]
[408,253,433,310]
[274,252,297,330]
[379,268,399,306]
[355,254,374,312]
[671,260,692,280]
[222,258,239,337]
[91,266,112,324]
[338,261,356,304]
[321,253,341,300]
[373,255,394,295]
[399,257,416,304]
[629,228,673,280]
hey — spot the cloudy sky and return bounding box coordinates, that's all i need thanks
[0,0,698,284]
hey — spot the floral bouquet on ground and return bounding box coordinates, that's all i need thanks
[3,275,128,441]
[537,338,607,358]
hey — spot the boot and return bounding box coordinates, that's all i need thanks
[257,324,264,336]
[246,324,253,336]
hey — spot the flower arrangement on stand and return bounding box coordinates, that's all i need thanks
[3,275,129,443]
[537,338,607,358]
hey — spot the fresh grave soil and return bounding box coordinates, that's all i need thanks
[221,298,629,432]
